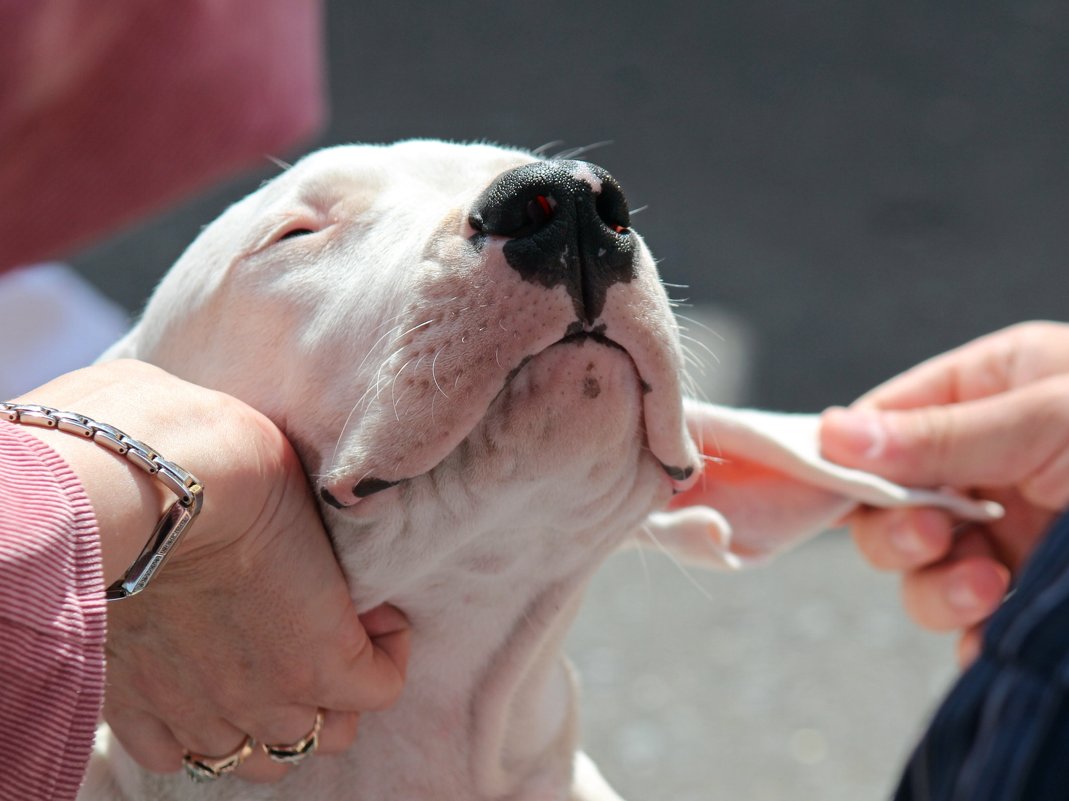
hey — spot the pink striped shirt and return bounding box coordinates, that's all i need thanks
[0,420,106,801]
[0,0,325,272]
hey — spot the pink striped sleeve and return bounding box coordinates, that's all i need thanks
[0,420,106,801]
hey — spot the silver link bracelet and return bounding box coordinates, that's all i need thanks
[1,401,204,601]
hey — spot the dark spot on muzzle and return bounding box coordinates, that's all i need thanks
[468,160,636,325]
[320,480,400,508]
[320,486,347,509]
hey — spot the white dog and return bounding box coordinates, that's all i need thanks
[81,140,998,801]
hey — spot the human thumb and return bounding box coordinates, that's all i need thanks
[821,379,1069,506]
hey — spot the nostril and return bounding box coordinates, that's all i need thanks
[525,194,556,233]
[595,182,631,234]
[470,192,558,239]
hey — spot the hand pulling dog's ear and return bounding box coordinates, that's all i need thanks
[644,400,1005,569]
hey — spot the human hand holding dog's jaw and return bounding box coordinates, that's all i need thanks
[15,359,410,783]
[819,321,1069,665]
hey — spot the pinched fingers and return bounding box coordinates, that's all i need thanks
[823,376,1069,512]
[849,506,956,571]
[845,508,1009,633]
[899,527,1011,632]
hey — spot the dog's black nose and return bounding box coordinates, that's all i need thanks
[468,160,636,325]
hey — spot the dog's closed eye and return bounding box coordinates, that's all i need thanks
[277,227,317,242]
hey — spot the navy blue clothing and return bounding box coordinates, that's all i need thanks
[896,510,1069,801]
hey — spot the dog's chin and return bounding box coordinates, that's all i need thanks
[320,336,663,512]
[472,335,649,471]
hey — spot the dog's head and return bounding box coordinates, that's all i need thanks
[119,140,701,594]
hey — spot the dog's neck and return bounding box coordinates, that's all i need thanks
[318,423,670,800]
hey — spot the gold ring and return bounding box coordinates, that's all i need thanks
[182,736,256,782]
[262,708,324,765]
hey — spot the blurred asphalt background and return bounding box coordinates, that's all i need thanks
[61,2,1069,799]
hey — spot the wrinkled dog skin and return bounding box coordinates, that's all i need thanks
[83,141,706,801]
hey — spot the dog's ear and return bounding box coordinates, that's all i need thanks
[641,401,1003,570]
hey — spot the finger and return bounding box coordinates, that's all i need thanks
[957,625,984,668]
[314,604,411,712]
[232,748,290,783]
[316,711,359,756]
[849,506,955,571]
[821,378,1069,494]
[104,705,183,774]
[171,718,287,784]
[241,707,356,758]
[236,699,359,750]
[238,706,328,781]
[900,530,1011,631]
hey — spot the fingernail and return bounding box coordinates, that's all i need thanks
[824,407,888,461]
[946,576,982,613]
[888,519,927,559]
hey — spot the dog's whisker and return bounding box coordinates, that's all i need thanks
[678,332,719,366]
[389,357,419,422]
[532,140,566,157]
[551,140,614,161]
[368,351,400,410]
[394,353,431,413]
[680,343,708,371]
[639,523,716,604]
[674,313,727,344]
[431,347,451,400]
[332,400,366,471]
[393,318,438,344]
[265,155,293,172]
[681,372,708,404]
[332,360,397,467]
[351,322,408,382]
[332,364,398,468]
[680,352,708,382]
